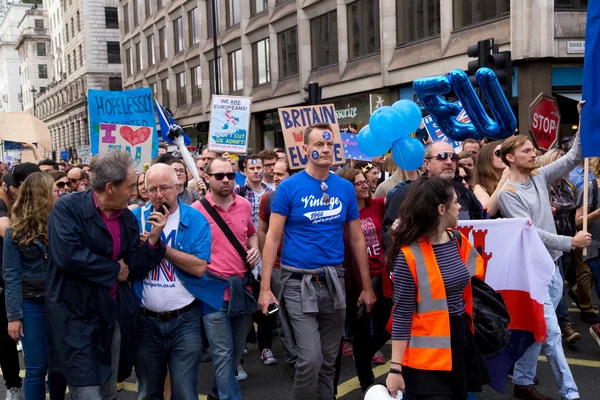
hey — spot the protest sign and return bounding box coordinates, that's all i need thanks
[4,155,14,169]
[278,104,346,169]
[208,95,251,153]
[423,101,471,150]
[99,123,153,172]
[88,88,158,157]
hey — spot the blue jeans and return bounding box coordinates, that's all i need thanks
[556,254,572,327]
[587,257,600,322]
[21,299,67,400]
[135,304,202,400]
[513,266,580,399]
[203,301,252,400]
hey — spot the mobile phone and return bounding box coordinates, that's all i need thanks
[267,303,279,315]
[157,202,170,215]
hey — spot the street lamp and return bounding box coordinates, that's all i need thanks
[30,87,37,117]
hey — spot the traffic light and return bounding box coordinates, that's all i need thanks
[466,39,492,85]
[487,50,513,98]
[303,82,322,105]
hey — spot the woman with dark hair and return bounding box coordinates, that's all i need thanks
[385,176,489,400]
[337,168,393,391]
[354,162,381,193]
[49,171,69,197]
[472,141,510,218]
[458,152,475,184]
[170,159,201,205]
[2,173,67,399]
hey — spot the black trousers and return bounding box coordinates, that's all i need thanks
[0,288,22,390]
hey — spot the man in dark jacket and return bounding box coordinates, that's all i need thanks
[45,151,167,399]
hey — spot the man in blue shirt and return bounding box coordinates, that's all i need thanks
[569,161,595,193]
[258,123,376,400]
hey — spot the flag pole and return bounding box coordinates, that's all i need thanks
[583,157,590,257]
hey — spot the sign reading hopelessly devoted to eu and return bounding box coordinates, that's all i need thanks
[98,123,153,172]
[278,104,346,169]
[88,88,158,157]
[208,95,251,153]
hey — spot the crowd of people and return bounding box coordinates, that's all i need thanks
[0,101,598,400]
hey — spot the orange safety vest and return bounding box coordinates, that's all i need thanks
[400,231,485,372]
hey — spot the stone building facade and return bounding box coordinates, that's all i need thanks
[0,3,29,113]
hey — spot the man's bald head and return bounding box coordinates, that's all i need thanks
[145,163,178,187]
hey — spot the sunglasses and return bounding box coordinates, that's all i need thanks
[56,181,67,189]
[494,149,501,158]
[69,178,80,184]
[209,172,236,181]
[320,181,330,204]
[426,152,459,162]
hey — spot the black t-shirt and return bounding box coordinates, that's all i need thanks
[0,199,8,288]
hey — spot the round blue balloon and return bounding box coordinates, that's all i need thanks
[391,136,425,171]
[369,106,404,142]
[357,125,393,157]
[392,100,422,135]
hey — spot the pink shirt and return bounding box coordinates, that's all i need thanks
[93,192,122,299]
[192,192,256,300]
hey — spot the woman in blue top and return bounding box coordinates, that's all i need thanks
[2,172,67,400]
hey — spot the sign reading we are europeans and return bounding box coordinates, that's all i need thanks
[278,104,345,170]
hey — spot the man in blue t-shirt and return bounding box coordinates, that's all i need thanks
[258,123,376,400]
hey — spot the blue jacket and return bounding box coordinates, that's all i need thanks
[2,227,48,321]
[132,199,227,316]
[45,190,166,387]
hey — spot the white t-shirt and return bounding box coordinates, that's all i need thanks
[250,187,266,228]
[142,207,196,312]
[263,181,276,190]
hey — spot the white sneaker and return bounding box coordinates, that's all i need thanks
[16,341,22,352]
[261,348,278,365]
[6,387,22,400]
[235,364,248,381]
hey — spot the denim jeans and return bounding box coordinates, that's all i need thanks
[135,305,203,400]
[21,299,67,400]
[587,257,600,322]
[513,266,580,399]
[203,301,252,400]
[556,254,572,327]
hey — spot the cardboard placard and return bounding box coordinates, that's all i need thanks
[99,123,153,172]
[208,95,251,153]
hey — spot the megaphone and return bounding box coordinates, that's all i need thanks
[363,384,403,400]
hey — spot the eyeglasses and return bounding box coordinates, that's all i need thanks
[56,181,67,189]
[173,168,186,175]
[147,184,176,195]
[494,149,501,158]
[209,172,236,181]
[426,152,459,162]
[320,181,330,204]
[354,180,369,187]
[263,163,276,168]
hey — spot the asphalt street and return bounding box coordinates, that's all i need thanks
[1,308,599,399]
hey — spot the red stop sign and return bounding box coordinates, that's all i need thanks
[530,94,561,151]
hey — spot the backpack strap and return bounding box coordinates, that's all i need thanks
[238,185,247,198]
[265,190,276,220]
[452,229,463,248]
[592,178,599,211]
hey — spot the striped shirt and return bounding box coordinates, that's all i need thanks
[391,238,470,340]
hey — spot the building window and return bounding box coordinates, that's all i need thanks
[133,0,140,27]
[310,11,338,69]
[38,64,48,79]
[34,19,43,29]
[174,17,184,54]
[453,0,510,29]
[228,49,243,92]
[107,42,121,63]
[251,0,267,16]
[67,54,71,73]
[209,57,223,94]
[79,45,83,66]
[207,0,220,38]
[555,0,587,9]
[77,11,80,31]
[109,77,122,91]
[147,34,156,66]
[176,72,187,106]
[397,0,440,45]
[65,23,69,42]
[106,7,119,29]
[135,42,142,72]
[150,81,157,97]
[226,0,240,27]
[278,27,298,78]
[189,8,199,45]
[252,39,270,86]
[191,65,201,103]
[158,0,165,9]
[36,43,46,56]
[71,17,74,38]
[161,77,170,108]
[122,5,129,32]
[73,50,77,69]
[347,0,380,59]
[159,27,168,60]
[145,0,153,17]
[126,48,133,76]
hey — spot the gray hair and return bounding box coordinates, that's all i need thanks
[145,163,178,187]
[89,151,133,192]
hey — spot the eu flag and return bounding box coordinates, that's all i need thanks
[581,2,600,157]
[154,99,192,146]
[341,132,372,161]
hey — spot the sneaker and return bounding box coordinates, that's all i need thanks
[261,348,278,365]
[16,341,22,352]
[116,382,125,392]
[242,348,249,357]
[513,384,551,400]
[236,364,248,381]
[590,323,600,347]
[6,387,22,400]
[342,339,353,357]
[560,323,582,344]
[371,351,386,365]
[207,393,219,400]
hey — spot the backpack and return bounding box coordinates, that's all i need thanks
[264,190,277,220]
[385,181,406,206]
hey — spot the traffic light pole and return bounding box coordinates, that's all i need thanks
[211,0,219,95]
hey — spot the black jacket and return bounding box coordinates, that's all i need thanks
[45,190,165,386]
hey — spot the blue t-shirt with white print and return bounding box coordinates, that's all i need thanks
[271,170,359,270]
